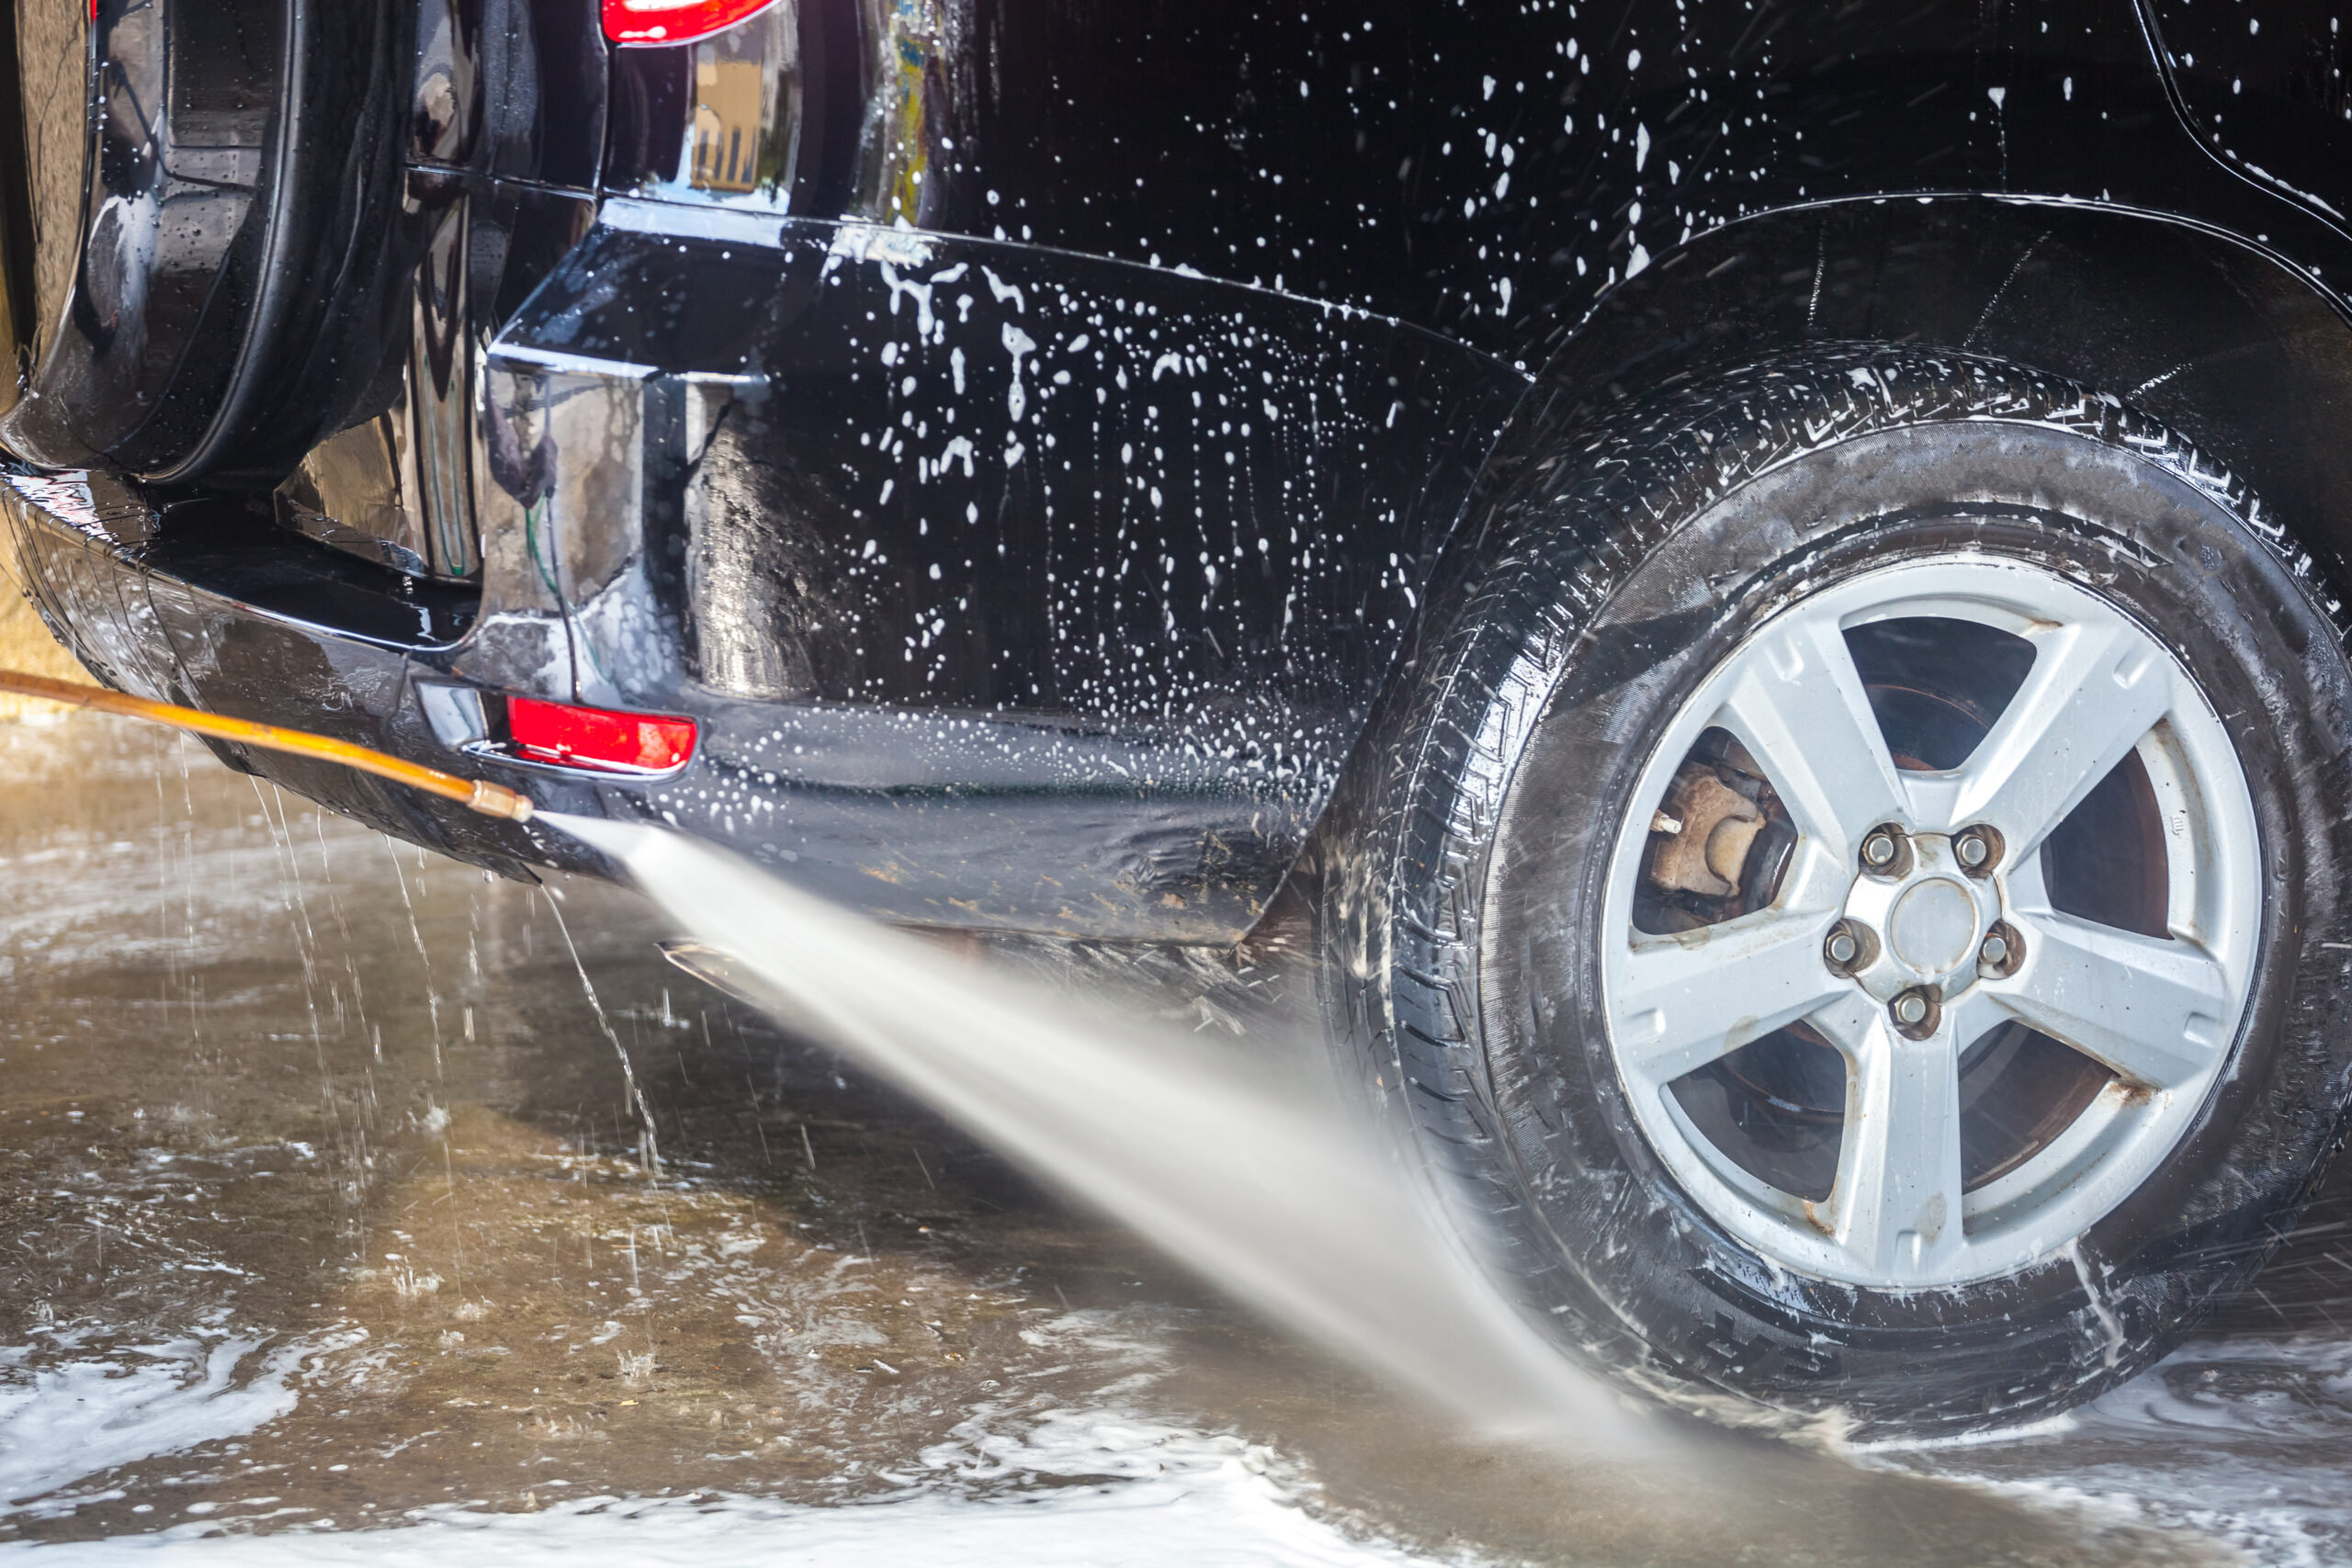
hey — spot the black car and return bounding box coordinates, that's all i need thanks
[6,0,2352,1438]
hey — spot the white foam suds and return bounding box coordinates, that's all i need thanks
[1884,1336,2352,1567]
[5,1408,1442,1567]
[0,1331,308,1517]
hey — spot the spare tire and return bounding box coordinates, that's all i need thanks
[0,0,413,489]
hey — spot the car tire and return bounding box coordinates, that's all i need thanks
[0,0,413,486]
[1317,345,2352,1438]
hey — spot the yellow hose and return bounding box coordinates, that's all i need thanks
[0,669,534,821]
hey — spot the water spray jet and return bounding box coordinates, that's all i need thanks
[548,810,1655,1446]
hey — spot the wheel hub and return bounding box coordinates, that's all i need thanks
[1889,877,1977,974]
[1839,834,2003,1001]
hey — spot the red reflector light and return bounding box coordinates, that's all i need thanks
[506,696,696,773]
[602,0,776,44]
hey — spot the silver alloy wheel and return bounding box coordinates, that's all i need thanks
[1600,556,2261,1290]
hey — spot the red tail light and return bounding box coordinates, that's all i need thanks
[602,0,777,45]
[506,696,696,773]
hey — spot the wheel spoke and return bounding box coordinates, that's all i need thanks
[1712,610,1909,860]
[1611,910,1846,1092]
[1993,913,2232,1089]
[1798,987,1888,1060]
[1829,996,1972,1280]
[1924,618,2174,852]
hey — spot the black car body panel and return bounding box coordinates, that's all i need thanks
[7,0,2352,938]
[483,209,1520,933]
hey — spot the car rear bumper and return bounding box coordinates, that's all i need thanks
[2,469,1314,938]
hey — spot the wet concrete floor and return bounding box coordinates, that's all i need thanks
[1,715,2349,1565]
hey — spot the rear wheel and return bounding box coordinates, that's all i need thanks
[0,0,411,485]
[1321,347,2352,1438]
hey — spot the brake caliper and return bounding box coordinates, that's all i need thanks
[1645,761,1767,900]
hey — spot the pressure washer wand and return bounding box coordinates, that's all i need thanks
[0,669,534,822]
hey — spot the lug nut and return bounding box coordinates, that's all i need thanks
[1860,826,1910,878]
[1824,920,1876,975]
[1979,932,2009,966]
[1890,985,1941,1037]
[1952,825,2003,875]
